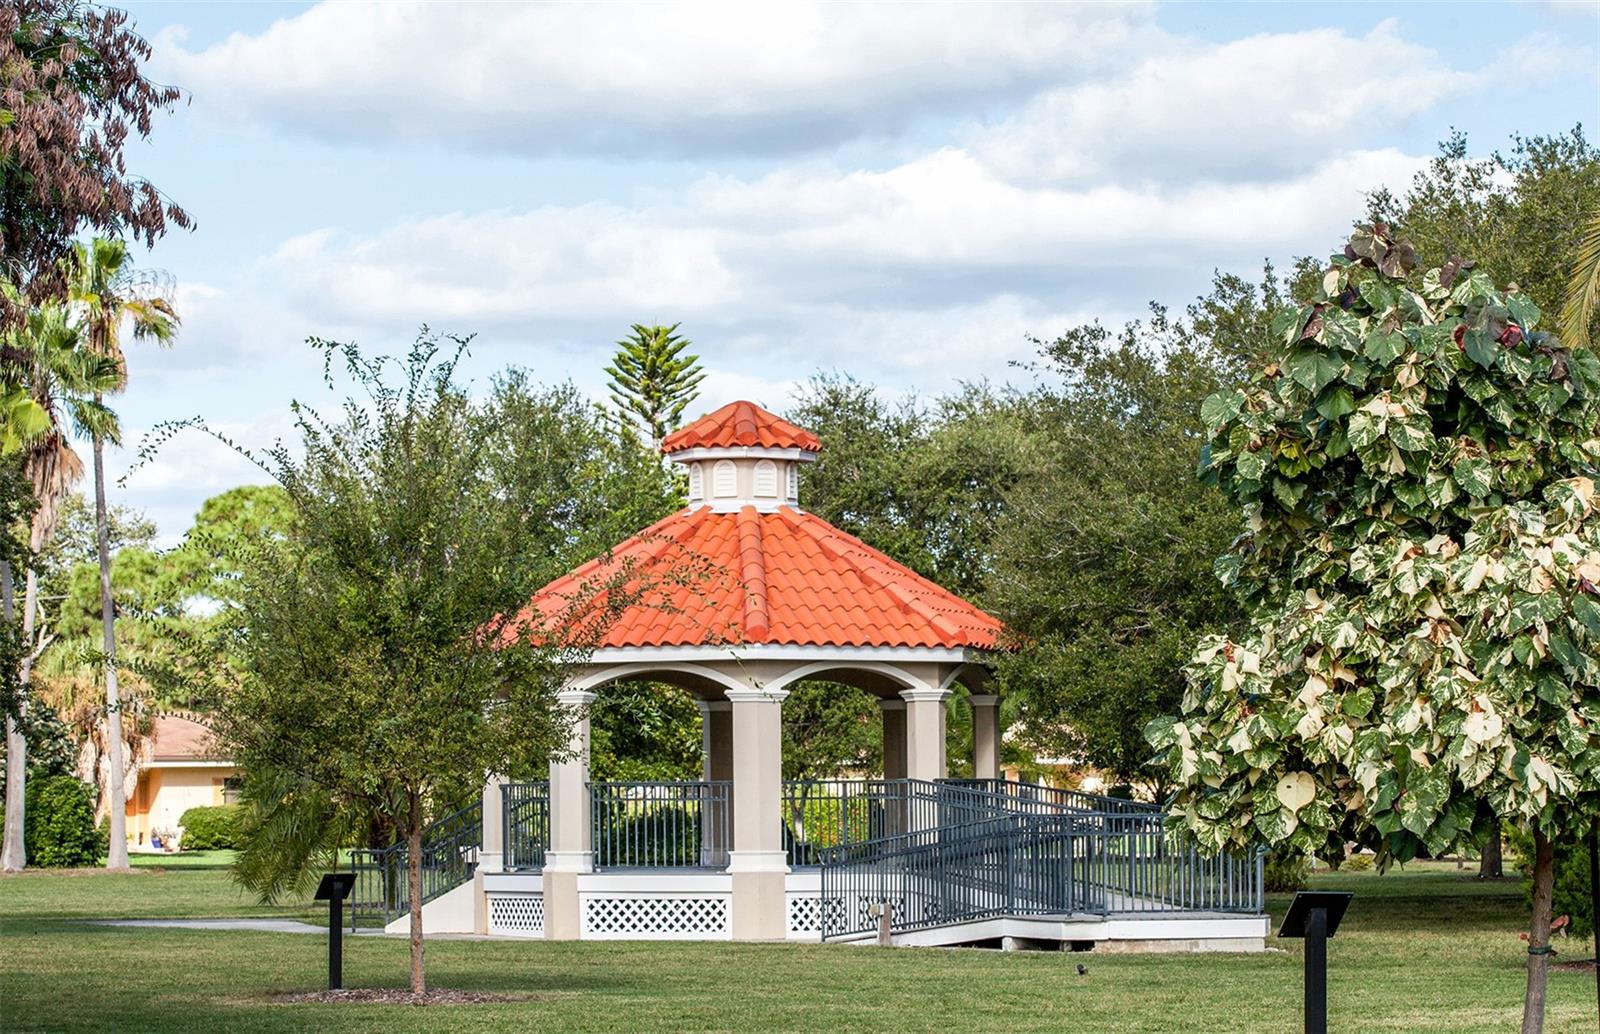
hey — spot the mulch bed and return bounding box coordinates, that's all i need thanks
[1553,959,1599,972]
[272,988,544,1006]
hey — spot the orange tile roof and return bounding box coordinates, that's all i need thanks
[661,401,821,454]
[504,505,1002,650]
[146,714,228,763]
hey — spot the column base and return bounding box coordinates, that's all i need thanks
[731,869,787,940]
[541,868,583,940]
[725,849,789,874]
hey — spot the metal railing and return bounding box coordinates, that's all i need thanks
[590,780,730,869]
[816,808,1263,940]
[944,778,1163,816]
[503,781,550,871]
[350,799,482,928]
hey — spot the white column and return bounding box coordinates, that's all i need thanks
[697,699,733,866]
[479,772,507,873]
[541,687,596,940]
[475,772,507,934]
[879,699,907,781]
[902,686,951,784]
[969,694,1001,781]
[726,685,788,941]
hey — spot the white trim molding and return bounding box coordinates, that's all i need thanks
[585,644,985,665]
[723,686,791,704]
[556,688,599,707]
[667,446,818,464]
[900,687,953,704]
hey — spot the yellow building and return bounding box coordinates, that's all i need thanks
[125,714,238,851]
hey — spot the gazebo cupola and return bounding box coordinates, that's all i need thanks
[663,400,820,511]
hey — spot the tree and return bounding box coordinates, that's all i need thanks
[0,1,189,323]
[65,236,177,869]
[1371,130,1600,877]
[1372,128,1600,342]
[604,324,704,448]
[988,270,1287,789]
[3,302,118,871]
[1148,226,1600,1034]
[149,333,648,995]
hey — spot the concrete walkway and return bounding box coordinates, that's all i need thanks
[91,918,328,934]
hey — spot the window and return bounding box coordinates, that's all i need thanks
[787,464,799,499]
[712,460,737,497]
[688,462,704,499]
[753,459,778,497]
[222,777,242,805]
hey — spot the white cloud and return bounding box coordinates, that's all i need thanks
[971,21,1476,185]
[266,145,1427,343]
[158,1,1154,156]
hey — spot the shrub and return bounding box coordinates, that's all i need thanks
[1263,848,1310,892]
[1343,853,1374,872]
[178,804,241,850]
[24,776,102,867]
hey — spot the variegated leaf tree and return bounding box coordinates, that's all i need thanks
[1148,225,1600,1034]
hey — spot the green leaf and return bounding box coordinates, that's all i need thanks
[1286,349,1344,394]
[1574,594,1600,640]
[1200,390,1244,431]
[1363,330,1406,366]
[1347,411,1381,449]
[1315,386,1356,421]
[1463,328,1498,369]
[1451,458,1492,497]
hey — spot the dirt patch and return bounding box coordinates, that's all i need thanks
[271,988,549,1006]
[1553,959,1598,973]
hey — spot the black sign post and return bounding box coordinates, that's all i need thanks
[1279,891,1353,1034]
[314,873,357,991]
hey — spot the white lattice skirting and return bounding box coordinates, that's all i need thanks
[580,893,731,940]
[487,893,546,938]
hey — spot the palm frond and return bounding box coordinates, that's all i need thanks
[1562,208,1600,349]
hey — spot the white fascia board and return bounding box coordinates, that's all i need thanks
[667,446,818,463]
[144,759,236,769]
[584,644,982,665]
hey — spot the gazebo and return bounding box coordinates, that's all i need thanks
[366,401,1266,950]
[487,400,1003,941]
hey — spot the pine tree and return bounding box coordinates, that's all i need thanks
[604,324,704,448]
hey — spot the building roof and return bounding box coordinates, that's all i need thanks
[504,505,1002,650]
[146,714,229,763]
[660,400,821,454]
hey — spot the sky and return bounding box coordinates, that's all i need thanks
[98,0,1600,542]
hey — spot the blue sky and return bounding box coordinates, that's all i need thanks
[102,0,1599,540]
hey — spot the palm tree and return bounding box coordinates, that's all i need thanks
[2,300,120,871]
[604,324,704,450]
[66,238,178,869]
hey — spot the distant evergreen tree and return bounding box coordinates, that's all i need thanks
[604,324,704,448]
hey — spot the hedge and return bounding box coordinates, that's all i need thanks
[23,776,102,867]
[178,804,241,850]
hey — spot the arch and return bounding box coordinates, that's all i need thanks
[938,663,991,695]
[763,660,927,698]
[712,460,737,497]
[753,459,778,497]
[568,661,750,699]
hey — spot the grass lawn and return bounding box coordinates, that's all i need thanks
[3,859,1598,1032]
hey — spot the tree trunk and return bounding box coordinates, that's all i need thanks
[3,558,41,872]
[2,558,25,872]
[1522,828,1555,1034]
[1480,816,1504,879]
[407,793,426,997]
[92,433,130,870]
